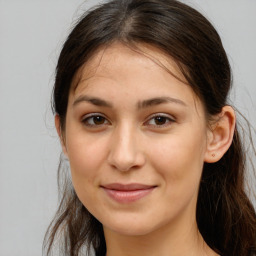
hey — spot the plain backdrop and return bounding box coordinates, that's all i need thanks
[0,1,255,255]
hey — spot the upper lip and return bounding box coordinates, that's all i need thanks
[101,183,156,191]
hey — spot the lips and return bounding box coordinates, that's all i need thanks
[101,183,156,203]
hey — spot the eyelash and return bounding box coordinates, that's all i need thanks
[144,113,175,128]
[81,113,175,129]
[81,113,110,127]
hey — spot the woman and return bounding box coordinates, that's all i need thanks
[44,0,256,255]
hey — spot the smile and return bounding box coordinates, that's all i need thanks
[101,183,157,203]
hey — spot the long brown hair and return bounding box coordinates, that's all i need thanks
[44,0,256,255]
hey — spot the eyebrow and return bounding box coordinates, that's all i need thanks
[138,96,187,109]
[73,95,113,108]
[73,95,187,108]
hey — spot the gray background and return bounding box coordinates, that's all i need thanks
[0,1,255,255]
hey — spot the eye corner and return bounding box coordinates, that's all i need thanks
[81,112,111,129]
[144,113,176,129]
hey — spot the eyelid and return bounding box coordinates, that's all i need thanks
[80,112,175,129]
[81,112,111,127]
[144,113,176,127]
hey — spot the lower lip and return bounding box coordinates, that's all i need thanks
[102,187,155,203]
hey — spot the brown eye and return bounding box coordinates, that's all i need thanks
[92,116,106,125]
[146,114,175,128]
[82,114,110,127]
[154,116,168,125]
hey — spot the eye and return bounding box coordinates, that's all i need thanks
[81,113,110,127]
[145,114,175,128]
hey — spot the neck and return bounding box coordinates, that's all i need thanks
[104,218,218,256]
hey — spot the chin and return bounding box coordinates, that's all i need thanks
[106,225,154,237]
[101,215,161,237]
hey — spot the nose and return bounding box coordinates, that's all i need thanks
[107,124,146,172]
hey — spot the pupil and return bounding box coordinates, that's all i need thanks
[93,116,104,125]
[155,116,166,125]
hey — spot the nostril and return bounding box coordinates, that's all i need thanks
[107,127,146,171]
[107,147,146,172]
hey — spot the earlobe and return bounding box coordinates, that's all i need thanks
[55,115,68,157]
[204,106,236,163]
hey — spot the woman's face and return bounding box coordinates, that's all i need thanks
[61,43,211,237]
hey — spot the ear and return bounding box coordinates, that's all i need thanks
[55,115,68,157]
[204,106,236,163]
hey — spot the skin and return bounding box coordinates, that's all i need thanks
[56,43,235,256]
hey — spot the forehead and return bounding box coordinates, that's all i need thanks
[72,42,186,91]
[70,42,203,115]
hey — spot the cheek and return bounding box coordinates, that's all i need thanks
[66,138,108,210]
[66,134,109,189]
[149,131,206,192]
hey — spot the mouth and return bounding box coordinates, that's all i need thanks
[100,183,157,203]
